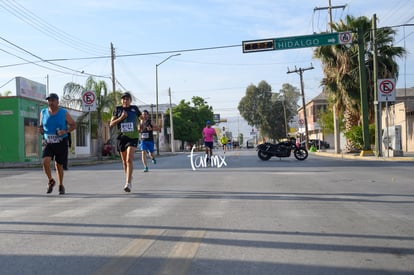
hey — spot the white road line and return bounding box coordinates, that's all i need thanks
[51,198,126,217]
[125,199,176,217]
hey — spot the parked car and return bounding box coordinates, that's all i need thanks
[102,139,113,156]
[246,139,255,149]
[301,139,330,149]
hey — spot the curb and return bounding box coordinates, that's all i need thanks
[313,151,414,162]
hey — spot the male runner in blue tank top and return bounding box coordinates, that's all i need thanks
[38,93,76,195]
[110,92,141,192]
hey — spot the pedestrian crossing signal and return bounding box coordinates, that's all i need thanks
[242,39,274,53]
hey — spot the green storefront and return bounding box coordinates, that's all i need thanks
[0,96,46,163]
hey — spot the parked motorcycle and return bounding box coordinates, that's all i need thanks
[256,139,308,161]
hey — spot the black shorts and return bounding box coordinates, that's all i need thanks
[204,141,214,149]
[42,138,68,165]
[117,135,139,152]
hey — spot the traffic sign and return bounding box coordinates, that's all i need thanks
[213,113,220,123]
[377,79,396,102]
[274,32,352,50]
[82,90,97,112]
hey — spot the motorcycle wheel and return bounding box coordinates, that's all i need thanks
[294,148,308,160]
[257,150,272,161]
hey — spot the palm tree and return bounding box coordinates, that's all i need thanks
[61,76,115,160]
[314,15,405,152]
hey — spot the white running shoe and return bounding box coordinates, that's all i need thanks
[124,182,131,192]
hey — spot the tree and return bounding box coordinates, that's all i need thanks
[276,83,301,136]
[61,76,115,160]
[238,81,300,141]
[314,15,405,152]
[166,96,214,149]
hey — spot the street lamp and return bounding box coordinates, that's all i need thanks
[155,53,181,155]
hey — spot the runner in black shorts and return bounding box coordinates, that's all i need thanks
[39,93,76,195]
[110,92,141,192]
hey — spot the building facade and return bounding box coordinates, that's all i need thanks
[298,87,414,153]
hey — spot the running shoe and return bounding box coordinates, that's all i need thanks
[124,182,131,192]
[152,158,156,164]
[59,185,65,195]
[47,179,56,194]
[144,166,149,172]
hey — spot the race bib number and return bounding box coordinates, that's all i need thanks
[141,132,149,139]
[46,135,61,144]
[120,122,134,133]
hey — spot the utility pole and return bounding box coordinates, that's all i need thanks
[168,88,175,152]
[287,65,314,149]
[357,27,371,154]
[150,104,155,121]
[372,14,382,157]
[110,43,117,156]
[314,1,346,153]
[314,1,347,32]
[111,43,116,94]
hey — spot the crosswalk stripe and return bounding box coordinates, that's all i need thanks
[125,199,175,217]
[51,198,126,217]
[94,229,165,275]
[157,230,206,275]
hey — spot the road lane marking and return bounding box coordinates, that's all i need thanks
[157,230,206,275]
[51,198,125,217]
[125,199,175,217]
[94,228,165,275]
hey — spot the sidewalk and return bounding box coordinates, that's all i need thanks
[313,149,414,162]
[0,152,178,169]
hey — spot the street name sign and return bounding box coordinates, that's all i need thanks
[274,32,352,50]
[242,32,352,53]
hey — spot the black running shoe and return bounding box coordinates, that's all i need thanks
[59,185,65,195]
[47,179,56,194]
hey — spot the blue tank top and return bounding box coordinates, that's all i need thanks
[41,108,68,142]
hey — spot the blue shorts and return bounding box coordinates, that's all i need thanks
[141,140,155,153]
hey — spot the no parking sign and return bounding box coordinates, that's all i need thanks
[82,90,97,111]
[377,79,396,102]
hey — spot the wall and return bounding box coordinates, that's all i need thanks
[0,97,44,162]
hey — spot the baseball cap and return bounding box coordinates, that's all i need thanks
[206,120,211,125]
[121,92,132,99]
[46,93,59,100]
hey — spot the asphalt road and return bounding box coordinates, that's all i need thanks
[0,150,413,275]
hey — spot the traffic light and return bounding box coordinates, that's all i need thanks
[242,39,275,53]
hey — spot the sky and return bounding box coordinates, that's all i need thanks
[1,0,413,123]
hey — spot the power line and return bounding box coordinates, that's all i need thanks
[0,77,15,89]
[0,0,108,55]
[0,35,110,78]
[0,45,81,75]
